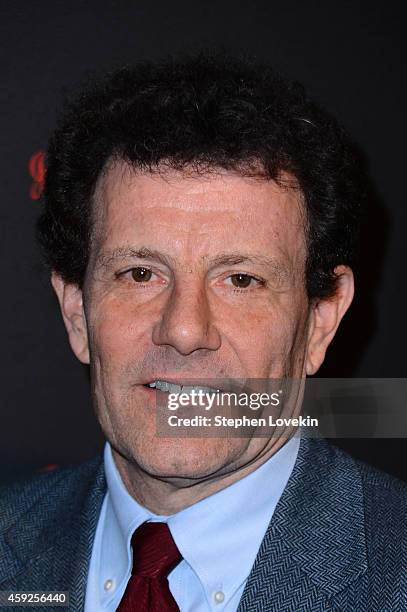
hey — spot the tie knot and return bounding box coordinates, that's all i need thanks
[130,522,182,579]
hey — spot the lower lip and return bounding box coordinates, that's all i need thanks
[140,384,156,395]
[140,385,170,397]
[139,385,173,409]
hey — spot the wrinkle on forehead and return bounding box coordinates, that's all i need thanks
[90,159,307,278]
[94,157,304,211]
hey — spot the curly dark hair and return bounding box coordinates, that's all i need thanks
[37,51,366,299]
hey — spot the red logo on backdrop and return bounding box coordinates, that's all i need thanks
[28,150,46,200]
[38,463,59,473]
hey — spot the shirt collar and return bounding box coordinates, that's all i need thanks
[102,436,300,606]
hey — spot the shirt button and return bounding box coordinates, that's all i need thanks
[104,579,114,591]
[214,591,225,604]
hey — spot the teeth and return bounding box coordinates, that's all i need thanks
[181,385,220,395]
[150,380,220,394]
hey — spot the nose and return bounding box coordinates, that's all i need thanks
[152,281,221,355]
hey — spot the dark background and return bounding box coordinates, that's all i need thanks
[1,1,406,483]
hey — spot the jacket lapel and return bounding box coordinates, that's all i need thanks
[237,438,368,612]
[0,456,106,612]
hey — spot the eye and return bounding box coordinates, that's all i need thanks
[116,266,166,289]
[130,267,153,282]
[227,273,264,289]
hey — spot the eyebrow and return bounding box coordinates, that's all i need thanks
[209,252,289,274]
[96,246,289,275]
[96,247,176,269]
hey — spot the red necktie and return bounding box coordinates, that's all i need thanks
[117,522,182,611]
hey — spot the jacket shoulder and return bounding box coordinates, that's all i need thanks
[351,450,407,551]
[342,445,407,507]
[323,443,407,610]
[326,441,407,519]
[0,455,104,532]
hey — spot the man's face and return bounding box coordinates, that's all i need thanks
[78,162,312,481]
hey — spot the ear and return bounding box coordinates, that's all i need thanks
[51,272,90,364]
[306,265,354,375]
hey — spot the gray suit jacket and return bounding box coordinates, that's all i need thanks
[1,438,407,611]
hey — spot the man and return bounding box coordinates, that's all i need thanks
[1,52,406,612]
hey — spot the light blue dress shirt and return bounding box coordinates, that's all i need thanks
[85,436,300,612]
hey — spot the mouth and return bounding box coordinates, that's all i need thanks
[142,380,221,395]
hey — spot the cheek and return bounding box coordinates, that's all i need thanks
[87,296,153,367]
[221,297,308,374]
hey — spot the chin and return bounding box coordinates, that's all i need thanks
[129,436,243,482]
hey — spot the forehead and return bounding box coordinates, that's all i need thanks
[92,161,306,265]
